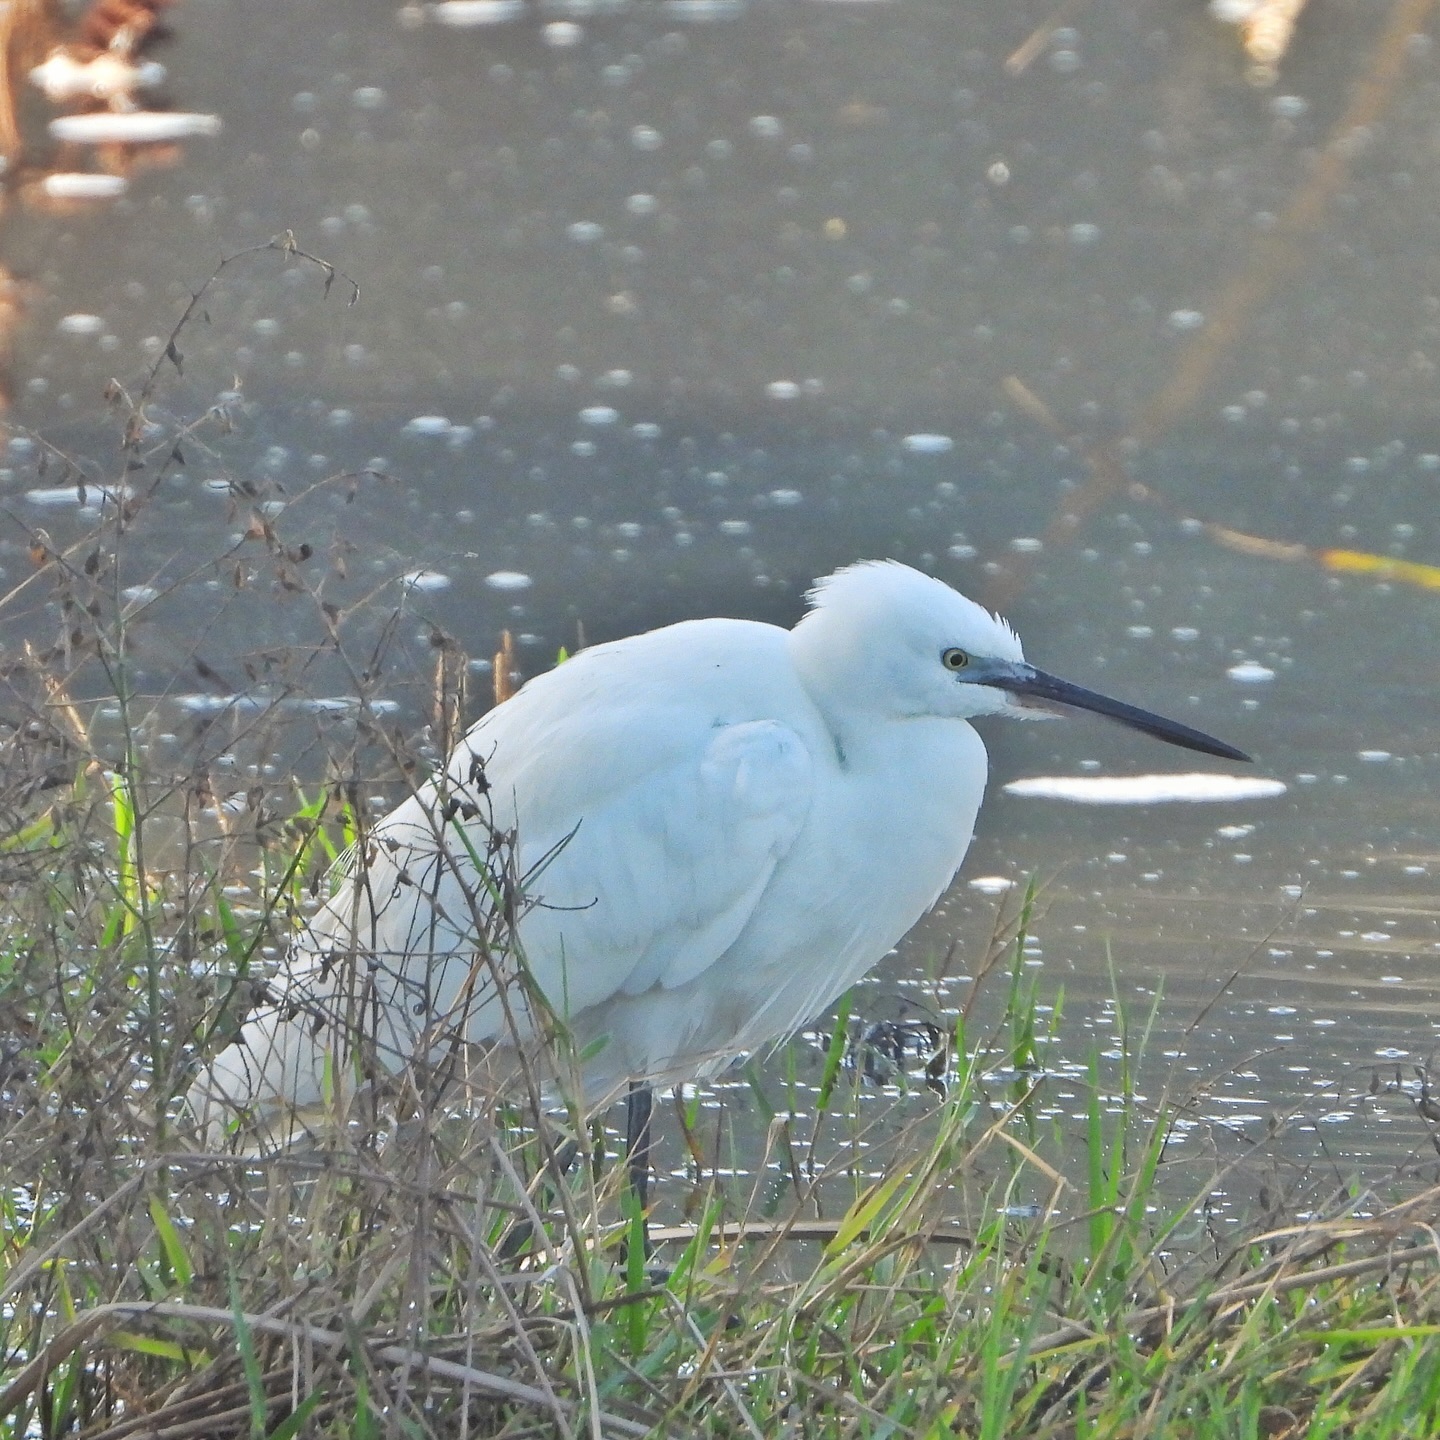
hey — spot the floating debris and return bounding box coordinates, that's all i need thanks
[1319,548,1440,590]
[79,0,176,53]
[29,50,165,103]
[1209,0,1311,82]
[1004,773,1286,805]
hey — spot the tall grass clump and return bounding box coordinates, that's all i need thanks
[2,242,1440,1438]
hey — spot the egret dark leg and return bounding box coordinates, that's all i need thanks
[625,1080,654,1212]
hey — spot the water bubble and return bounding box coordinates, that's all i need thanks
[1168,309,1205,332]
[566,220,604,243]
[748,114,782,139]
[579,405,619,425]
[57,313,105,336]
[542,20,583,44]
[403,415,452,436]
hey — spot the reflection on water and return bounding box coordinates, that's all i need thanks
[0,0,1438,1224]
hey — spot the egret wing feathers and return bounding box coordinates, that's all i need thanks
[190,620,815,1136]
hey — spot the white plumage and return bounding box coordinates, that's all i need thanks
[189,560,1244,1140]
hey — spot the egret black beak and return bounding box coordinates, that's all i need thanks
[977,662,1251,763]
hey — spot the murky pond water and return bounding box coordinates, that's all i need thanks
[2,0,1439,1220]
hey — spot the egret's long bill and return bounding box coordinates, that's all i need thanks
[976,661,1251,762]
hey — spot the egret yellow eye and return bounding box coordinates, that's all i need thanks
[942,647,969,671]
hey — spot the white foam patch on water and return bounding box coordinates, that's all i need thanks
[1227,660,1275,683]
[176,694,401,716]
[25,483,128,507]
[431,0,526,24]
[1003,773,1287,805]
[401,569,452,592]
[967,876,1016,895]
[49,111,220,143]
[663,0,746,19]
[485,570,533,591]
[901,433,954,454]
[43,173,129,200]
[57,313,105,336]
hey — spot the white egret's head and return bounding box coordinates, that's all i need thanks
[792,560,1248,760]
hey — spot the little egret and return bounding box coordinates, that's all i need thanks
[188,561,1248,1165]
